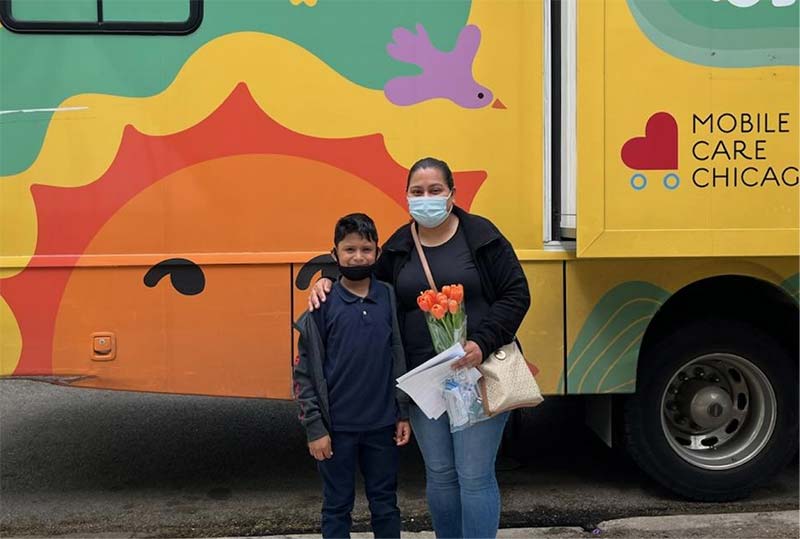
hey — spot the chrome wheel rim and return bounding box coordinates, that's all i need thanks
[660,353,776,470]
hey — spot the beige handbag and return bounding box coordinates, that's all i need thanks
[478,341,544,416]
[410,223,543,417]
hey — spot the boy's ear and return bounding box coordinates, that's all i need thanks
[330,248,338,263]
[376,246,382,258]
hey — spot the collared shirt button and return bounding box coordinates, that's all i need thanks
[363,310,367,316]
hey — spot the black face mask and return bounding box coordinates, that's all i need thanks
[337,263,375,282]
[331,248,378,282]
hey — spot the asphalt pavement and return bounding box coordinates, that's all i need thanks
[238,510,800,538]
[1,380,797,538]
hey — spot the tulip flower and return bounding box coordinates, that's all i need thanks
[448,299,459,314]
[417,294,433,312]
[430,303,446,320]
[450,284,464,303]
[442,285,452,298]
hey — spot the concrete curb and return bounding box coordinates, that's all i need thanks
[211,510,799,539]
[9,510,796,539]
[595,510,799,537]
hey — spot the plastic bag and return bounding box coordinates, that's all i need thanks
[442,367,490,432]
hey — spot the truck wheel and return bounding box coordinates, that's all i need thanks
[624,320,798,501]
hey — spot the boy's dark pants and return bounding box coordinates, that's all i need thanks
[318,425,400,539]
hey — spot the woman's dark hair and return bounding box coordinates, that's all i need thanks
[406,157,454,191]
[334,213,379,246]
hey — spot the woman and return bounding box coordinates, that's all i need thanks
[309,157,531,538]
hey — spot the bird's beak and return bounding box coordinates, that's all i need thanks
[491,98,507,110]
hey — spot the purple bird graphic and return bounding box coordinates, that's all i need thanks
[384,24,505,109]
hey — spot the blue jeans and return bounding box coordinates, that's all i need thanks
[317,426,401,539]
[410,405,509,539]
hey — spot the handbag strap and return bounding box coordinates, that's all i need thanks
[410,223,438,292]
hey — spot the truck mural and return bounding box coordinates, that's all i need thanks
[0,0,797,502]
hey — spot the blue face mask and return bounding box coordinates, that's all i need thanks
[407,194,452,228]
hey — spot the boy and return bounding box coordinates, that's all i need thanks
[292,213,411,539]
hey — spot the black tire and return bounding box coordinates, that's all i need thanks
[624,320,798,501]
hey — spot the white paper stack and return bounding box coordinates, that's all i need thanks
[396,343,481,420]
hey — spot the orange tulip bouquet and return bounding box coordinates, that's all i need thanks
[416,284,466,354]
[417,284,488,432]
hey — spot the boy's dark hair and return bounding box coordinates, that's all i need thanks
[406,157,454,191]
[334,213,379,246]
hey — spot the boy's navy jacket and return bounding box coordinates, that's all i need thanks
[292,280,410,442]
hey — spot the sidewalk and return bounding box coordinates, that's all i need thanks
[220,510,799,539]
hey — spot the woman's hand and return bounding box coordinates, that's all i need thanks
[308,278,333,311]
[394,420,411,446]
[308,435,333,461]
[452,340,483,369]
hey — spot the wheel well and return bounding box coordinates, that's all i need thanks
[639,275,799,372]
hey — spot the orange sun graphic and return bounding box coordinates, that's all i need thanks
[1,83,487,397]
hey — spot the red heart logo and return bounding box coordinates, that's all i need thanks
[621,112,678,170]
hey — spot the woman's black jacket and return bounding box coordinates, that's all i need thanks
[373,206,531,361]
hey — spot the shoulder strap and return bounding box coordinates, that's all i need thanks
[410,223,438,292]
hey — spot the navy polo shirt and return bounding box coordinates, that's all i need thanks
[312,278,397,432]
